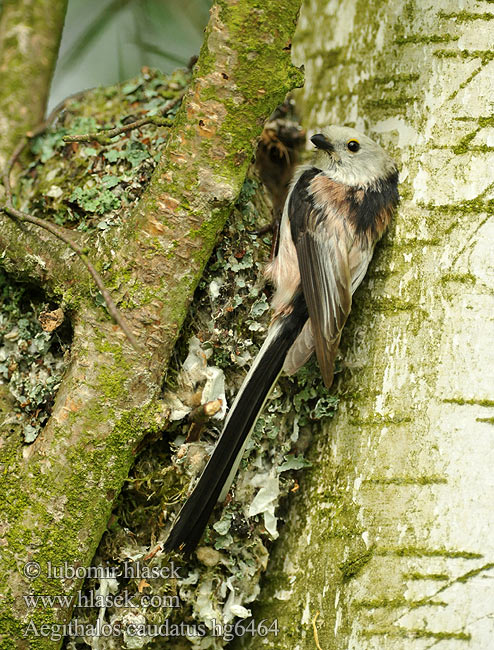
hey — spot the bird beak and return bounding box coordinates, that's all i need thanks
[310,133,334,153]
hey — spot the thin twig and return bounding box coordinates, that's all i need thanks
[0,100,142,352]
[312,611,323,650]
[63,91,185,144]
[64,116,174,144]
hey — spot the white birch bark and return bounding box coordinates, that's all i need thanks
[239,1,494,648]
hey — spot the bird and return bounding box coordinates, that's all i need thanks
[164,125,399,554]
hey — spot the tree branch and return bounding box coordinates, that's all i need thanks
[0,0,70,286]
[0,0,68,168]
[112,0,304,372]
[62,92,184,144]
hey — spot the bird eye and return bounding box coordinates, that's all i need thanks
[347,139,360,152]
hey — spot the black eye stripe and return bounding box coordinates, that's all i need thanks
[347,140,360,152]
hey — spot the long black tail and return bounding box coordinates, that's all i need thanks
[164,292,308,554]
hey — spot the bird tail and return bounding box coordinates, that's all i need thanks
[164,292,308,555]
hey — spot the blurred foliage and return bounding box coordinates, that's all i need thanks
[49,0,211,109]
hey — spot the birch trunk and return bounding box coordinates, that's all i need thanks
[240,1,494,648]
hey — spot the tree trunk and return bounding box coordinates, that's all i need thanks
[0,1,302,647]
[0,0,67,167]
[239,1,494,648]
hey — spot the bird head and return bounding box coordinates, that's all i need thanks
[310,125,397,189]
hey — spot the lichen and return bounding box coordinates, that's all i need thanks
[0,269,71,442]
[18,67,189,234]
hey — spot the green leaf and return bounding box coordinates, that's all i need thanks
[103,149,124,163]
[31,131,67,163]
[81,146,98,158]
[249,295,269,318]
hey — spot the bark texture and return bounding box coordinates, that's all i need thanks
[0,1,302,648]
[0,0,67,168]
[238,1,494,648]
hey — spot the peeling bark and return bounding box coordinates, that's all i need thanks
[238,1,494,649]
[0,1,302,648]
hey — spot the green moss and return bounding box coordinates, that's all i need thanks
[349,415,411,426]
[423,197,494,215]
[478,116,494,127]
[94,336,132,375]
[361,628,471,640]
[376,547,483,559]
[434,48,494,63]
[165,239,180,258]
[369,296,425,315]
[403,1,415,23]
[363,476,447,485]
[339,547,374,581]
[405,572,449,581]
[353,597,447,609]
[443,397,494,407]
[440,272,477,285]
[439,10,494,21]
[96,366,129,400]
[453,132,478,154]
[395,34,459,44]
[456,562,494,582]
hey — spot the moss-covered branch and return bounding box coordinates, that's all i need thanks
[0,0,69,283]
[0,215,84,293]
[0,1,303,648]
[0,0,67,165]
[112,0,304,371]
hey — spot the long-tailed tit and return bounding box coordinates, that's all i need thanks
[164,125,399,554]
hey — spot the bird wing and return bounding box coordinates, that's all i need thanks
[283,234,374,381]
[288,174,354,387]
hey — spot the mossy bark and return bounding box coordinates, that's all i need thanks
[0,1,302,648]
[0,0,67,168]
[237,0,494,648]
[0,0,71,291]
